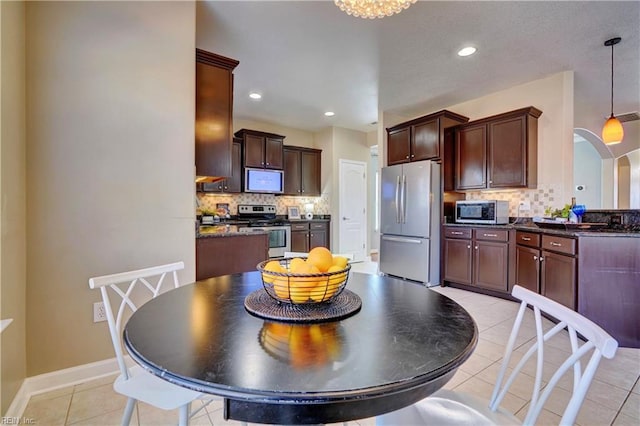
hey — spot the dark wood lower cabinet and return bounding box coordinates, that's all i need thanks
[443,238,472,285]
[443,227,509,292]
[290,221,330,253]
[515,245,540,293]
[196,234,268,280]
[578,236,639,348]
[309,222,328,249]
[291,228,309,253]
[474,240,509,291]
[446,227,638,348]
[514,231,577,310]
[541,251,576,310]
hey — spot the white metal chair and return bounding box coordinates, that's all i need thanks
[89,261,213,426]
[376,285,619,426]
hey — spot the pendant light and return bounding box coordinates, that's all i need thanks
[602,37,623,145]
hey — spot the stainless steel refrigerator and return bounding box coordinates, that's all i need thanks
[379,161,441,286]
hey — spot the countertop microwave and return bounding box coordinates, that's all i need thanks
[455,200,509,224]
[244,168,284,194]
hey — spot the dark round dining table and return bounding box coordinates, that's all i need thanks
[123,271,477,424]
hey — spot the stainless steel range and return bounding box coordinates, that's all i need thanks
[236,205,291,258]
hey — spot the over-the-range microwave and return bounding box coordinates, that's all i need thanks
[455,200,509,224]
[244,167,284,194]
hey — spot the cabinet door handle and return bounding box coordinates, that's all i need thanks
[451,231,463,235]
[540,256,544,262]
[521,236,531,241]
[484,233,498,237]
[550,242,562,247]
[467,245,471,249]
[410,154,415,158]
[474,246,478,250]
[533,255,538,260]
[266,162,270,166]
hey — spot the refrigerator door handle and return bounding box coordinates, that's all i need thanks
[401,174,407,223]
[381,235,423,244]
[395,175,401,223]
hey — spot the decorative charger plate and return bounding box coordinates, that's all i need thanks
[244,288,362,323]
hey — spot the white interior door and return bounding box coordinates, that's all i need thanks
[339,159,367,262]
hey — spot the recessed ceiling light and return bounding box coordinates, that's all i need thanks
[249,92,262,100]
[457,46,477,57]
[324,111,335,117]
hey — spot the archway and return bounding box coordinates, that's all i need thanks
[573,128,614,208]
[618,155,630,208]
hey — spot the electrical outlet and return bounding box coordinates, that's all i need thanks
[93,302,107,323]
[519,200,531,211]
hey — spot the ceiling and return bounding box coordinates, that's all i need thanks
[196,1,640,152]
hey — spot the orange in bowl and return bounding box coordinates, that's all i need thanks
[306,247,334,272]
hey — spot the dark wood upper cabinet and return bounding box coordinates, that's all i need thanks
[412,119,439,161]
[283,146,322,196]
[235,129,284,170]
[225,141,242,192]
[386,110,468,166]
[455,123,487,190]
[195,49,239,180]
[455,106,542,191]
[197,140,242,193]
[283,148,301,194]
[387,127,411,165]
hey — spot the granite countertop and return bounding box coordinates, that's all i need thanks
[444,222,640,238]
[196,215,331,238]
[197,225,268,239]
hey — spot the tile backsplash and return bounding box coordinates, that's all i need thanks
[465,184,562,218]
[196,192,330,216]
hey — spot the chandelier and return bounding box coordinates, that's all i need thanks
[334,0,417,19]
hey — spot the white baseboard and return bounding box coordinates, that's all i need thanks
[5,356,131,418]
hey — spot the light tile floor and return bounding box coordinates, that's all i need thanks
[22,263,639,425]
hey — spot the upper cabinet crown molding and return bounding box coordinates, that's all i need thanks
[455,106,542,191]
[386,110,469,166]
[195,49,239,180]
[196,49,239,70]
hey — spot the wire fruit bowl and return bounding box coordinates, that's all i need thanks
[257,258,351,305]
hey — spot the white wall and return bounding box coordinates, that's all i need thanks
[380,72,575,211]
[621,149,640,208]
[233,118,315,148]
[444,72,575,202]
[573,141,602,208]
[329,127,370,253]
[1,0,27,413]
[25,1,196,375]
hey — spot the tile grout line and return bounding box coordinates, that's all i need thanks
[63,389,74,426]
[610,375,640,425]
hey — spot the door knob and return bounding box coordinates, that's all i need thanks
[342,217,349,220]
